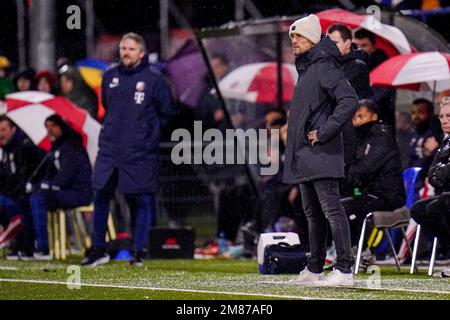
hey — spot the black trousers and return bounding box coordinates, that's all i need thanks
[299,179,353,274]
[411,193,450,242]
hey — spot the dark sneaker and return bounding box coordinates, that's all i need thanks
[34,251,52,261]
[5,250,20,261]
[81,248,110,267]
[129,250,146,267]
[19,251,35,261]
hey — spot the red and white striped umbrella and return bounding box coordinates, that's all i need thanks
[2,91,100,165]
[370,52,450,92]
[317,8,412,57]
[218,62,297,104]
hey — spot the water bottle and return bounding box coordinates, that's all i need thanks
[218,232,228,255]
[354,188,362,196]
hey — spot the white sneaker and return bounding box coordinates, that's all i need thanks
[323,269,355,287]
[286,267,325,286]
[33,251,52,261]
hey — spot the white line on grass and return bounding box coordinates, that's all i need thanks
[0,278,340,300]
[0,266,18,270]
[258,280,450,296]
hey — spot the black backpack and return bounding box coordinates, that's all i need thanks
[261,243,307,274]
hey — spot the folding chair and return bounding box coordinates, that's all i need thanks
[72,205,117,252]
[47,205,117,260]
[410,220,440,276]
[354,167,422,274]
[355,207,412,274]
[408,171,443,276]
[47,210,67,260]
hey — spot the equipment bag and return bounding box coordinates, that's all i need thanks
[261,243,307,274]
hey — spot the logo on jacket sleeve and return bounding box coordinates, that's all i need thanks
[109,77,119,88]
[134,81,146,104]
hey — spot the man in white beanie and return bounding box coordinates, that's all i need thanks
[283,14,358,286]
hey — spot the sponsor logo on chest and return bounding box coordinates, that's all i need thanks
[134,81,146,104]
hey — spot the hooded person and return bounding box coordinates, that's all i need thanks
[327,24,372,100]
[28,114,93,259]
[35,70,58,95]
[13,68,35,92]
[58,65,98,118]
[0,115,46,258]
[343,100,405,268]
[327,23,373,197]
[282,14,358,286]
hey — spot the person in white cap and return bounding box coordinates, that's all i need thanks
[282,14,358,286]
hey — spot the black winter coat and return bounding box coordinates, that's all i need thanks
[0,128,45,204]
[428,135,450,194]
[283,36,358,184]
[341,46,372,100]
[347,121,405,208]
[340,46,372,168]
[30,136,93,208]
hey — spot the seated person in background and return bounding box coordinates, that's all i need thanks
[396,111,414,170]
[0,55,14,100]
[327,23,372,197]
[354,28,395,126]
[28,115,93,260]
[408,98,443,195]
[58,65,98,118]
[13,68,35,92]
[196,54,228,130]
[411,97,450,265]
[255,109,304,237]
[35,70,58,95]
[0,115,45,259]
[342,100,405,267]
[353,29,388,72]
[328,24,372,100]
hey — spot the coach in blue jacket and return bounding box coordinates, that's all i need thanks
[82,33,177,267]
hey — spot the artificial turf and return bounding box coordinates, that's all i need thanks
[0,258,449,300]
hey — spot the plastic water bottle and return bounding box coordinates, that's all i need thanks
[354,188,362,196]
[218,232,228,255]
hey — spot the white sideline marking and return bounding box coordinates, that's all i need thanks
[0,266,18,270]
[0,278,336,300]
[259,280,450,295]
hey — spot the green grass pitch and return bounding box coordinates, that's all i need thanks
[0,258,449,300]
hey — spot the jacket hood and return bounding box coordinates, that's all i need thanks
[59,65,95,99]
[3,127,27,151]
[295,36,341,72]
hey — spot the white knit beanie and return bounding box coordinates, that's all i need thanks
[289,14,322,45]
